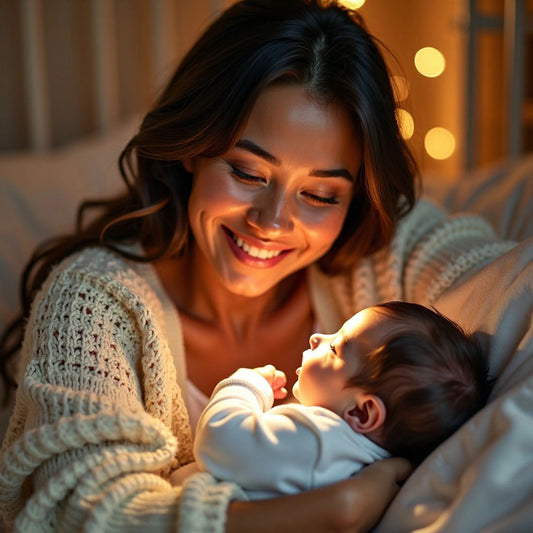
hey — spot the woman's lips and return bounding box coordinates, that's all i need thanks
[233,235,282,259]
[223,227,292,267]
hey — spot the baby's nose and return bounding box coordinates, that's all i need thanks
[309,334,323,349]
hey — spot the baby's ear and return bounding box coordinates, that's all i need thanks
[343,393,386,434]
[182,158,195,173]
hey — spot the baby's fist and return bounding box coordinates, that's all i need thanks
[253,364,287,399]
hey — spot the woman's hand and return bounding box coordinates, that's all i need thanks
[226,457,412,533]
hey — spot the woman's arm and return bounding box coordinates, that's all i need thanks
[226,458,412,533]
[0,253,226,532]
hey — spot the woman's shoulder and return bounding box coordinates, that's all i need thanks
[36,246,164,318]
[308,198,514,325]
[55,246,138,279]
[51,246,150,288]
[390,198,514,303]
[397,197,498,242]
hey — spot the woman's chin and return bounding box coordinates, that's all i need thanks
[218,270,286,298]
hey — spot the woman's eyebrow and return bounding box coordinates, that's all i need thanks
[235,139,354,182]
[235,139,280,166]
[309,168,354,182]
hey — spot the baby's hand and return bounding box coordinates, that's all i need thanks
[253,364,287,399]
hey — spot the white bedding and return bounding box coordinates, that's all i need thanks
[0,123,532,531]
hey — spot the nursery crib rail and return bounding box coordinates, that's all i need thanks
[465,0,533,169]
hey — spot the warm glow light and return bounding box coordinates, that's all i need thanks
[414,47,446,78]
[424,127,455,159]
[338,0,366,9]
[396,109,414,139]
[391,75,410,102]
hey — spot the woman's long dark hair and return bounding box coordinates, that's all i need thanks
[0,0,418,397]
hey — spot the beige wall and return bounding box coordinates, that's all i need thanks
[359,0,466,182]
[0,0,218,151]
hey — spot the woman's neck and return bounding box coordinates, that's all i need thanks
[155,243,314,397]
[155,244,307,343]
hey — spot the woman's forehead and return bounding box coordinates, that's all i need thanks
[238,83,362,175]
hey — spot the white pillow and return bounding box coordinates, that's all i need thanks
[425,155,533,241]
[376,237,533,532]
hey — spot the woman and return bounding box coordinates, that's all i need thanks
[0,0,511,531]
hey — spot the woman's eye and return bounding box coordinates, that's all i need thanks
[302,191,339,206]
[228,163,266,184]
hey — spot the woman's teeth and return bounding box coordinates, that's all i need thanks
[234,235,282,259]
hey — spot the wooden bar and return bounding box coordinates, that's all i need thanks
[504,0,525,156]
[20,0,51,151]
[149,0,175,93]
[464,0,478,171]
[91,0,120,133]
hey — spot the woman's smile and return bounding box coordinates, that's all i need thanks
[223,226,291,267]
[186,83,361,297]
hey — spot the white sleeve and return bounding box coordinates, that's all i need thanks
[194,368,323,495]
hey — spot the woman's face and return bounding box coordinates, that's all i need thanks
[186,83,363,297]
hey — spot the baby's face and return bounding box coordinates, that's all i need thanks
[292,307,394,415]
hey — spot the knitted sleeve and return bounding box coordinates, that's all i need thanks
[355,200,516,307]
[398,200,516,305]
[0,250,244,532]
[309,200,516,331]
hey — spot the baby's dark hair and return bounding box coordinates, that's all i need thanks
[347,301,493,464]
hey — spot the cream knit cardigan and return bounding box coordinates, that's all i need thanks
[0,200,513,532]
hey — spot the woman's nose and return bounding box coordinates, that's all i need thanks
[246,187,295,235]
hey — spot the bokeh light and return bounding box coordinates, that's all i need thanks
[414,47,446,78]
[396,109,414,140]
[337,0,366,9]
[391,75,410,102]
[424,127,456,159]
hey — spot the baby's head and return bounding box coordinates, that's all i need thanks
[293,301,492,464]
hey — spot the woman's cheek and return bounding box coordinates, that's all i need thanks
[302,209,348,248]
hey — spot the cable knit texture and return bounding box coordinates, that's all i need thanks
[0,200,514,531]
[308,200,514,333]
[0,251,240,532]
[179,473,247,532]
